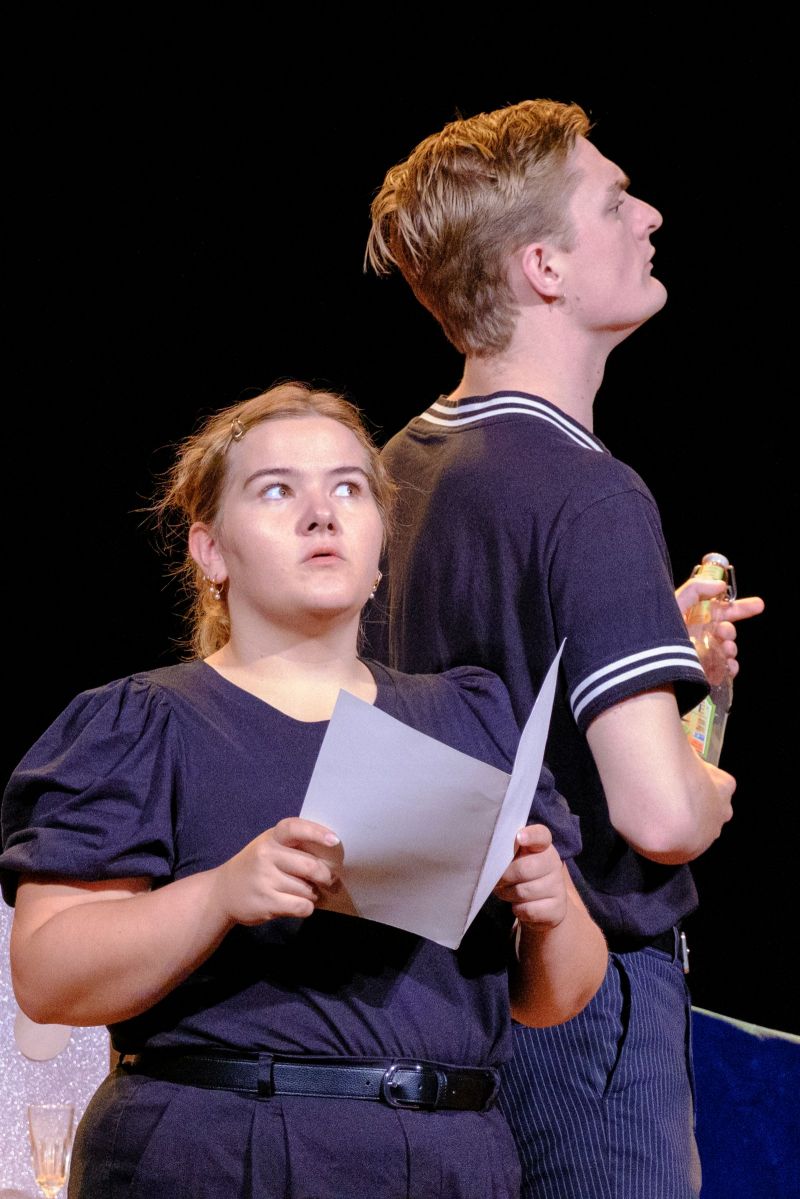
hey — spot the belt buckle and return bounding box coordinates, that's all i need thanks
[380,1063,444,1110]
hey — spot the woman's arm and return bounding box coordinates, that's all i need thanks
[494,825,608,1027]
[10,817,340,1026]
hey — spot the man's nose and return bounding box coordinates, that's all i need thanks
[633,194,663,235]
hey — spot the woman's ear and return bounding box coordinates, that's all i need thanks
[188,521,227,586]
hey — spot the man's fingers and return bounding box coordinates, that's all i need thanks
[717,596,765,623]
[712,621,739,645]
[675,578,727,613]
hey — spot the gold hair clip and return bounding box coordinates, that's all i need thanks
[230,417,246,442]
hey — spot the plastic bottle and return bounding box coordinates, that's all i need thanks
[681,552,736,766]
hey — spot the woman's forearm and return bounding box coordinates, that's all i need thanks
[11,870,236,1025]
[510,870,608,1027]
[11,816,340,1026]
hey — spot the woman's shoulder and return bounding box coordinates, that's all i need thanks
[6,662,212,787]
[367,660,519,771]
[0,666,204,903]
[52,661,209,723]
[369,659,513,707]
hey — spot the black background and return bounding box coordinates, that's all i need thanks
[8,26,796,1032]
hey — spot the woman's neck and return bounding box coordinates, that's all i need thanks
[205,628,376,721]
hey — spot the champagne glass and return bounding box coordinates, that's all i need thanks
[26,1103,75,1199]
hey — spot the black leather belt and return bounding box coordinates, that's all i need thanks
[119,1051,500,1112]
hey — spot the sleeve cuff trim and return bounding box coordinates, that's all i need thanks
[571,649,705,724]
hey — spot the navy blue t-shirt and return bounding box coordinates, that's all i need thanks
[372,391,708,938]
[1,658,579,1061]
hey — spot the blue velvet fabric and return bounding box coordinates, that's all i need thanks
[692,1007,800,1199]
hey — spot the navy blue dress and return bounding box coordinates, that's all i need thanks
[1,659,580,1199]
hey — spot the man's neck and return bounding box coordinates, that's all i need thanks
[449,322,619,432]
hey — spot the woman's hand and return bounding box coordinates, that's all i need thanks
[212,817,342,925]
[498,825,608,1027]
[493,824,567,930]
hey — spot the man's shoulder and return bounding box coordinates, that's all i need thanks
[382,403,656,517]
[557,447,654,505]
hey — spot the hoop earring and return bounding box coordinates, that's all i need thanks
[205,576,223,602]
[370,570,383,599]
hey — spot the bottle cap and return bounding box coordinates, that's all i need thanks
[701,552,730,567]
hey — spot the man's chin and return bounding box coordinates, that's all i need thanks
[606,286,668,340]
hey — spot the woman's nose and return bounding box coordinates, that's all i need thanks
[301,495,338,533]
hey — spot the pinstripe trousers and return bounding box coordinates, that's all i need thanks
[499,944,701,1199]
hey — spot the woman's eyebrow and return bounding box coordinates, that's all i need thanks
[243,465,370,487]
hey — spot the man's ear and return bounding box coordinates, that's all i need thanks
[188,521,227,586]
[518,241,566,301]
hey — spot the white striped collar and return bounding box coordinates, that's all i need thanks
[417,392,605,453]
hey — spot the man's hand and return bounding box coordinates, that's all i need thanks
[675,578,764,679]
[494,824,567,929]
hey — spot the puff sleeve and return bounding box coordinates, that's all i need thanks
[1,676,181,904]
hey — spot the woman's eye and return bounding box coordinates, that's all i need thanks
[263,483,290,499]
[333,481,360,497]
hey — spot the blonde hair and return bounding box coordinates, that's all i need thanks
[154,382,395,658]
[366,99,590,357]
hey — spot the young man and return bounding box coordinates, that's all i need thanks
[366,100,763,1199]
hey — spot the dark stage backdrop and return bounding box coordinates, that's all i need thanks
[8,41,795,1033]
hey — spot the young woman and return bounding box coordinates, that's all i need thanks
[1,383,606,1198]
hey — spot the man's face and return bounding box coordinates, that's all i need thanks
[557,137,667,337]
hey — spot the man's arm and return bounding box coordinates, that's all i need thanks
[592,575,763,864]
[586,685,735,864]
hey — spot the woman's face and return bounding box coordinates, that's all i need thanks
[196,415,384,637]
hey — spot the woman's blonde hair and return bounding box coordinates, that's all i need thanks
[154,382,395,658]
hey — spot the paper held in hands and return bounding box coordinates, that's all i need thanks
[299,644,564,950]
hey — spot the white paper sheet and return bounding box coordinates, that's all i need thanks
[300,645,564,949]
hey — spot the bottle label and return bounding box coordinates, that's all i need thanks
[682,697,717,759]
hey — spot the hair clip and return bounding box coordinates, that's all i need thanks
[230,417,246,442]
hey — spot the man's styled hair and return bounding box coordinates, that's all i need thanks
[366,99,590,357]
